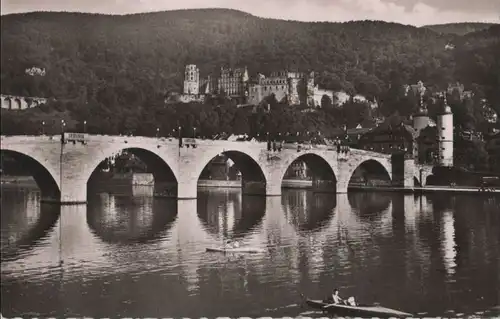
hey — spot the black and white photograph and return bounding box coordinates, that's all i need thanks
[1,0,499,318]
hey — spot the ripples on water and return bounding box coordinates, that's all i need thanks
[1,185,499,318]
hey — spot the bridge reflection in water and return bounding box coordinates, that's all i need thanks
[87,190,178,244]
[0,189,60,262]
[1,186,499,318]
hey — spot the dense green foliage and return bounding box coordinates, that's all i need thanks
[0,9,499,146]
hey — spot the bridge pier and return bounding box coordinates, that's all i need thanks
[266,182,282,196]
[38,176,87,205]
[59,182,87,205]
[402,158,416,188]
[177,179,198,200]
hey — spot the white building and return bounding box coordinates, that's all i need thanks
[437,96,454,167]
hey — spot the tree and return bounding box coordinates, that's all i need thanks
[320,94,333,109]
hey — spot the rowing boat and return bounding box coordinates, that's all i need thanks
[206,247,266,254]
[303,296,413,318]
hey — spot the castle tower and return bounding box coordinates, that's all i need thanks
[287,75,300,106]
[437,94,454,167]
[242,66,249,83]
[306,71,315,107]
[183,64,200,95]
[413,94,430,135]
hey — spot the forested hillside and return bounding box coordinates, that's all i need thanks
[0,9,499,138]
[423,22,496,35]
[0,9,465,99]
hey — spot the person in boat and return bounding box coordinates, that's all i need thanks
[224,239,240,249]
[330,289,344,305]
[347,296,357,306]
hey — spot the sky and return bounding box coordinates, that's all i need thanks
[1,0,499,26]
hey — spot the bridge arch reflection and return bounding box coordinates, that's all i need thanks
[196,189,266,240]
[1,190,60,261]
[347,192,392,219]
[281,189,336,232]
[86,191,178,244]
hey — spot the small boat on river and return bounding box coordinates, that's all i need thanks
[206,247,266,254]
[302,295,413,318]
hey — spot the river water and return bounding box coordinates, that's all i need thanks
[1,185,499,318]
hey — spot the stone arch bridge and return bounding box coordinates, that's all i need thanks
[0,134,429,204]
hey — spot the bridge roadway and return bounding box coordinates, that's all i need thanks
[0,134,432,204]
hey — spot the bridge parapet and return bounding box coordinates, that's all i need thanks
[349,148,392,159]
[1,135,61,142]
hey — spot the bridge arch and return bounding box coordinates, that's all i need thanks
[84,146,179,198]
[12,98,22,110]
[281,152,337,193]
[346,159,392,189]
[196,149,267,196]
[1,96,12,109]
[0,149,61,200]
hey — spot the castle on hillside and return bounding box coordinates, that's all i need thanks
[1,94,47,110]
[171,64,337,107]
[247,70,315,106]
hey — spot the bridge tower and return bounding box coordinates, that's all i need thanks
[437,94,454,167]
[183,64,200,95]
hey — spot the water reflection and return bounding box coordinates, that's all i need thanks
[281,190,336,232]
[1,189,60,261]
[441,210,457,277]
[87,190,178,244]
[1,187,499,318]
[346,192,393,238]
[348,192,392,217]
[197,188,265,240]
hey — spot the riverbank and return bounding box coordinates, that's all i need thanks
[0,175,37,187]
[0,176,313,188]
[349,185,500,194]
[2,176,499,194]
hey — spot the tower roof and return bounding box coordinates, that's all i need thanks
[414,94,428,117]
[414,106,428,116]
[438,94,452,115]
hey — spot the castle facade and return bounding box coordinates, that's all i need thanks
[176,64,335,107]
